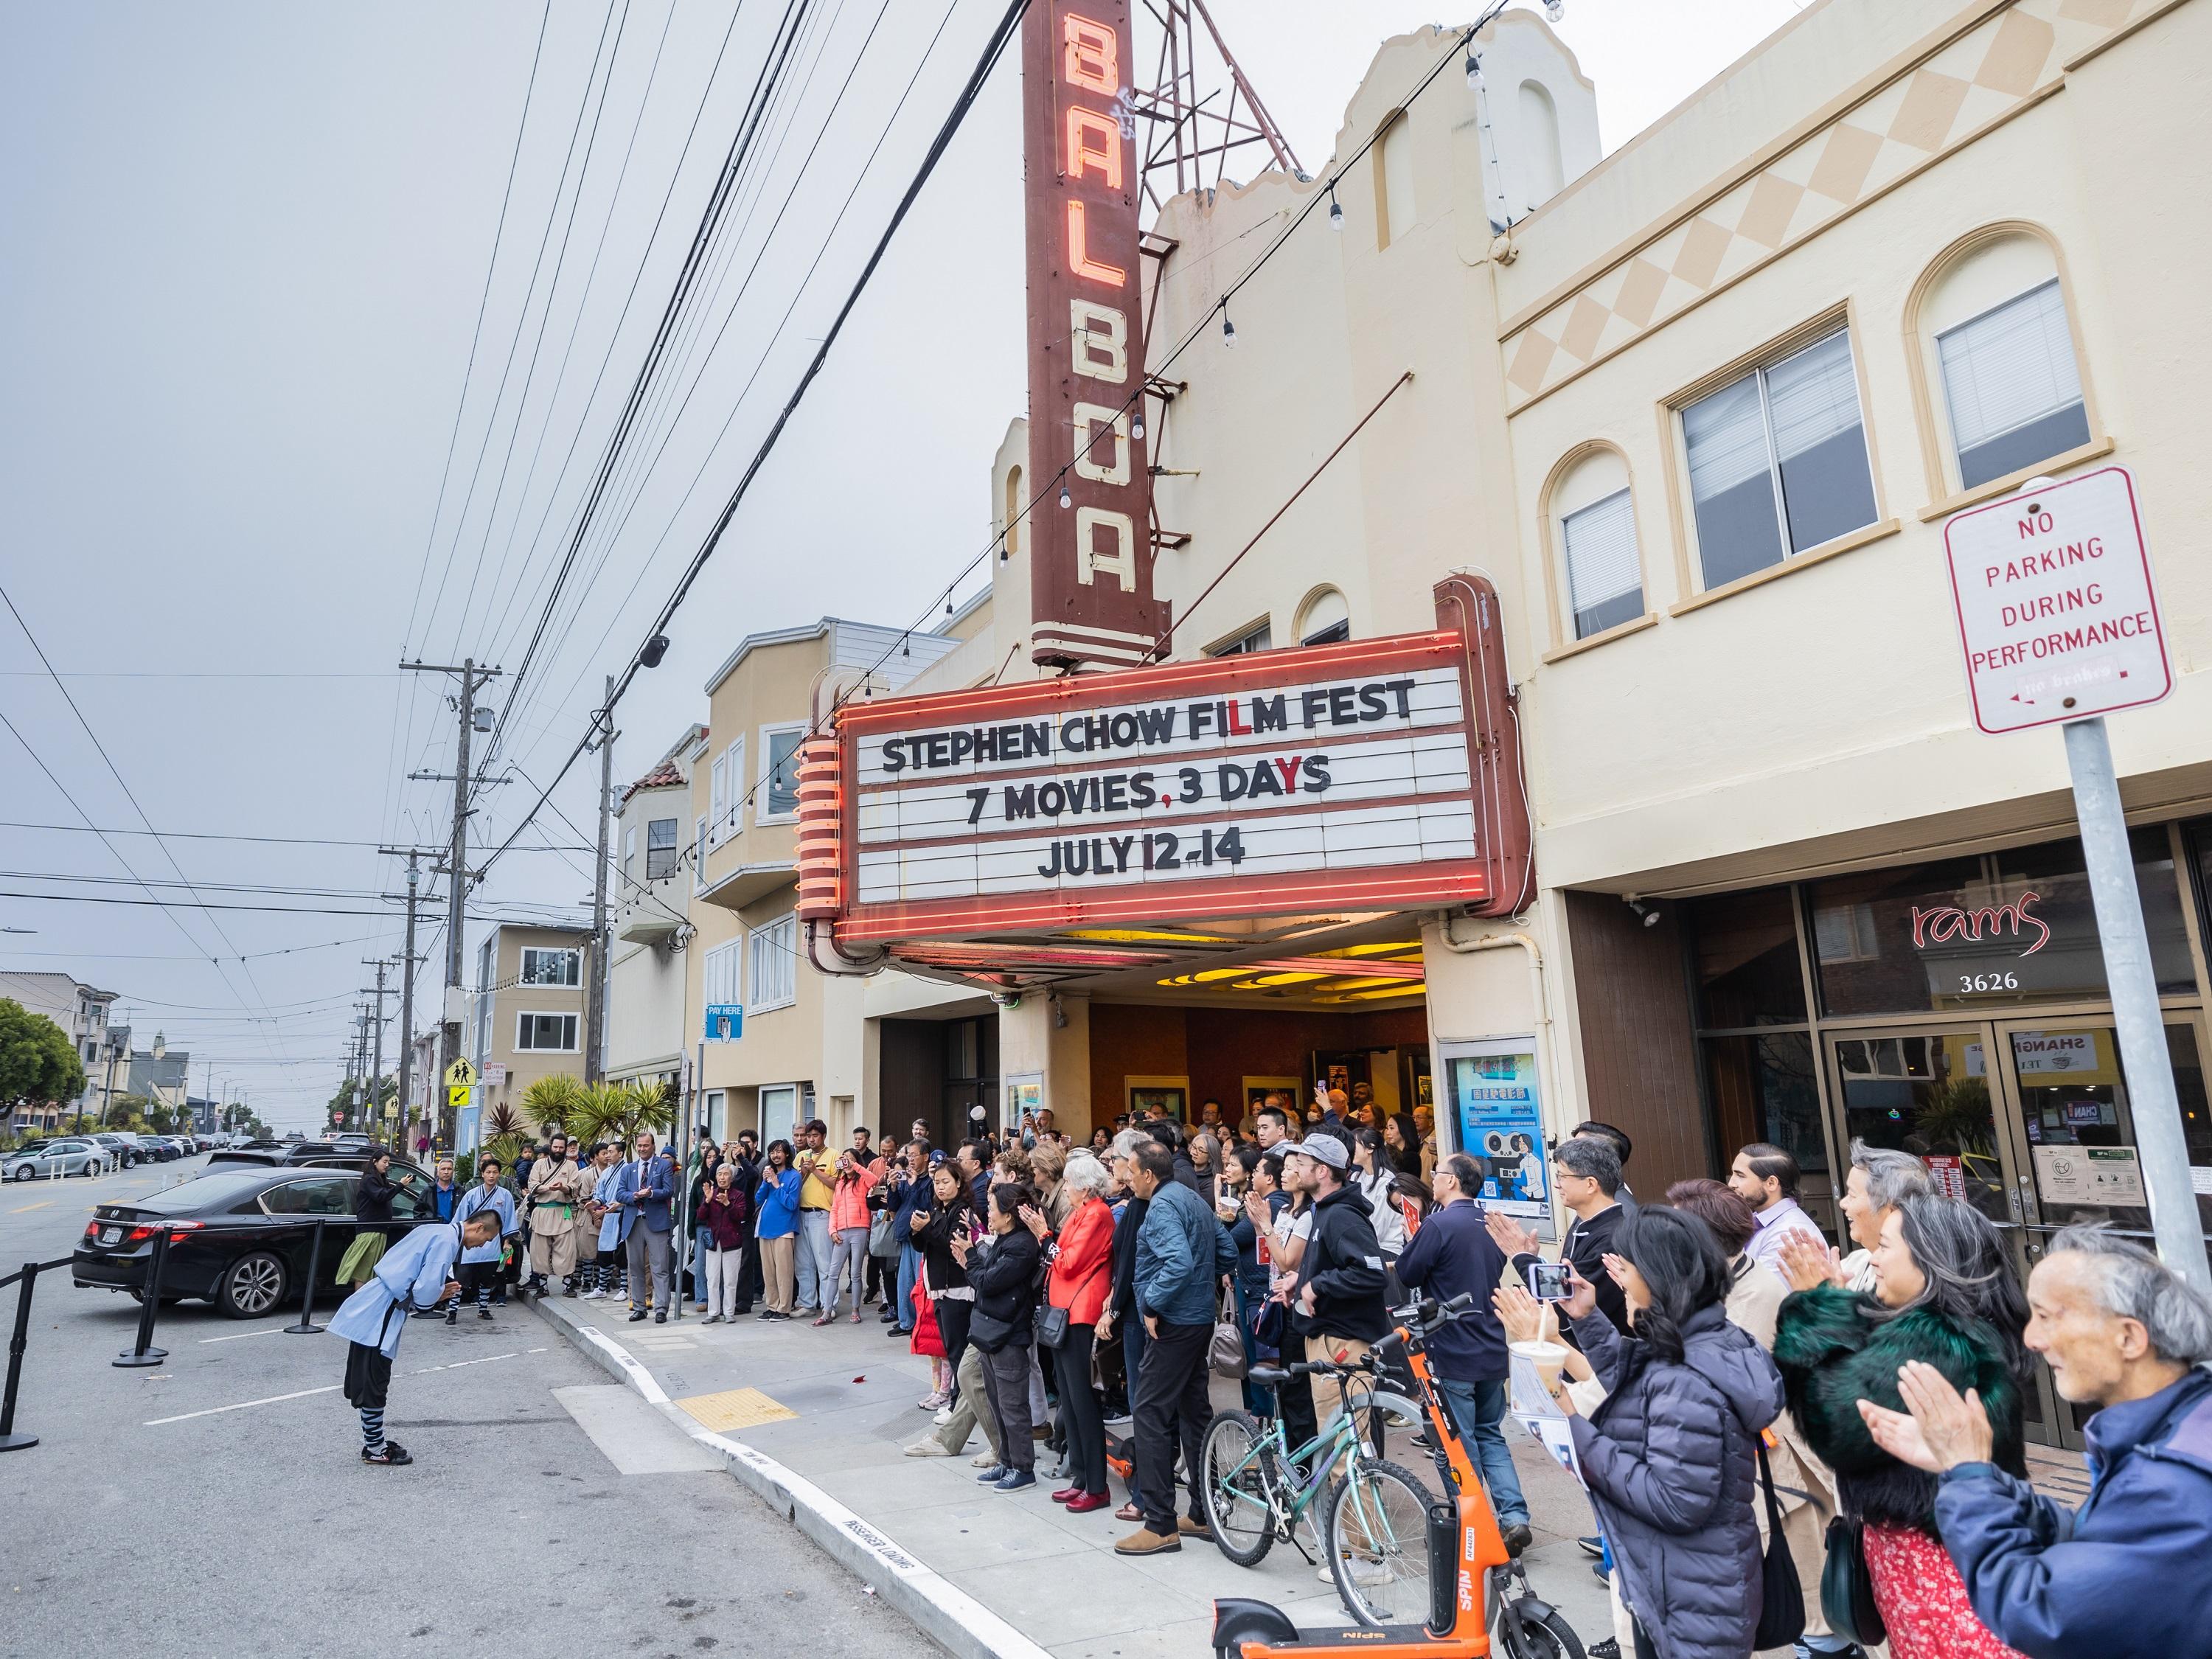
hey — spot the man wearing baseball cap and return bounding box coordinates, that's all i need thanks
[1280,1135,1388,1432]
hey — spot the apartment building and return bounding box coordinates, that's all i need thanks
[0,970,119,1129]
[605,726,703,1102]
[464,921,595,1145]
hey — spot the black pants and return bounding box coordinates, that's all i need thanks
[1051,1324,1107,1495]
[1133,1318,1213,1534]
[738,1231,762,1308]
[936,1300,972,1398]
[864,1247,890,1302]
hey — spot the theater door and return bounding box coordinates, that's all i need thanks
[1823,1015,2211,1449]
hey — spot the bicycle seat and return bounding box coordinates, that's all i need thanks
[1247,1365,1290,1388]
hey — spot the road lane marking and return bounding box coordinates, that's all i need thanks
[199,1327,285,1343]
[8,1200,53,1213]
[409,1349,519,1375]
[145,1385,340,1425]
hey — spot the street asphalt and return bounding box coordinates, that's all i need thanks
[0,1155,944,1659]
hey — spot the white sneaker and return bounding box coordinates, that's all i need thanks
[970,1450,999,1468]
[933,1408,953,1426]
[580,1288,602,1300]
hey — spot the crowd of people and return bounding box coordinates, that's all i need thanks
[412,1093,2212,1659]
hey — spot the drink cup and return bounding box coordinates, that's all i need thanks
[1510,1339,1569,1391]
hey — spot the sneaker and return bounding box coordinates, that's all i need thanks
[1588,1643,1621,1659]
[970,1450,1001,1469]
[918,1391,947,1411]
[904,1438,958,1458]
[1577,1534,1604,1558]
[361,1442,413,1467]
[975,1465,1009,1484]
[477,1308,494,1321]
[1114,1527,1180,1557]
[994,1470,1037,1492]
[1502,1523,1534,1557]
[934,1408,954,1426]
[886,1326,908,1338]
[444,1308,457,1326]
[702,1314,722,1326]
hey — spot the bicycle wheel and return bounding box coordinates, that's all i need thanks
[1200,1409,1279,1567]
[1497,1599,1587,1659]
[1321,1456,1436,1627]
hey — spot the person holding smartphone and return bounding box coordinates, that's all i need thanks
[1486,1135,1630,1341]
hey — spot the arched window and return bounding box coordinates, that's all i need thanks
[1374,112,1414,250]
[1545,445,1644,642]
[1910,228,2096,495]
[1004,465,1024,556]
[1515,81,1565,212]
[1297,588,1349,647]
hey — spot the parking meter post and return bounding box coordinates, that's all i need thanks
[285,1218,328,1335]
[0,1261,41,1451]
[114,1226,173,1368]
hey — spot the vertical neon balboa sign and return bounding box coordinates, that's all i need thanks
[1022,1,1166,669]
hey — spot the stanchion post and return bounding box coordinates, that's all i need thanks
[285,1218,328,1335]
[114,1227,172,1368]
[0,1261,43,1451]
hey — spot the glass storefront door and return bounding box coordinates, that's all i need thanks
[1824,1015,2212,1448]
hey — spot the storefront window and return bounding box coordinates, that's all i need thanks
[1811,832,2193,1017]
[1703,1032,1833,1231]
[1688,888,1806,1029]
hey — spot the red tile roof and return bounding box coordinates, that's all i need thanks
[622,759,686,804]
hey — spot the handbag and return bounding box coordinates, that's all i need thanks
[1820,1514,1888,1649]
[1750,1437,1806,1649]
[868,1205,900,1259]
[1034,1303,1071,1349]
[969,1309,1018,1352]
[1209,1285,1248,1379]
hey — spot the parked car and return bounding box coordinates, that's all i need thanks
[131,1135,178,1163]
[88,1133,138,1169]
[210,1140,347,1168]
[5,1138,108,1180]
[74,1158,438,1317]
[167,1136,200,1158]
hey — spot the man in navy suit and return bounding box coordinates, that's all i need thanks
[614,1129,676,1323]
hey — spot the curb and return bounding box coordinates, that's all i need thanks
[530,1295,1054,1659]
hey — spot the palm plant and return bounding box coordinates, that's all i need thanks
[623,1079,675,1143]
[481,1099,526,1144]
[567,1082,634,1151]
[521,1074,585,1138]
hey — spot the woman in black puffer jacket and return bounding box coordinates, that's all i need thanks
[1549,1206,1784,1659]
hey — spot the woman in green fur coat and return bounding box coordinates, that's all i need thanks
[1773,1191,2031,1659]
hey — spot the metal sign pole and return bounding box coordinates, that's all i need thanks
[2062,716,2211,1295]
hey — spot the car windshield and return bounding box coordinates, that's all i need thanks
[133,1172,278,1214]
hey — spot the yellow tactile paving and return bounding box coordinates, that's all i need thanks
[676,1386,798,1431]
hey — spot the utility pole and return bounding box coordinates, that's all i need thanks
[359,959,392,1133]
[379,846,437,1152]
[400,658,501,1145]
[586,675,615,1085]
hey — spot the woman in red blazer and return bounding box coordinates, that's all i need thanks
[1029,1153,1116,1512]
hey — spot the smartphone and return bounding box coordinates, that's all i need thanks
[1526,1261,1571,1301]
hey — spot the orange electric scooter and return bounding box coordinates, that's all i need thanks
[1211,1293,1585,1659]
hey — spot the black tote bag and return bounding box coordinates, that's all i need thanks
[1751,1438,1806,1649]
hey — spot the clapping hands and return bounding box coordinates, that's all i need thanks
[1485,1210,1540,1259]
[1778,1231,1846,1293]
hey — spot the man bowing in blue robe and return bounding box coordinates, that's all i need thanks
[330,1208,501,1466]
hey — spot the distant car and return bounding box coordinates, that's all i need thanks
[211,1140,349,1168]
[131,1135,178,1163]
[88,1133,138,1169]
[74,1159,437,1317]
[167,1136,199,1157]
[5,1138,106,1180]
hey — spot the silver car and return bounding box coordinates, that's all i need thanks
[4,1138,107,1181]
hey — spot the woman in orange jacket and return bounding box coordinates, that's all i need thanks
[1029,1152,1117,1514]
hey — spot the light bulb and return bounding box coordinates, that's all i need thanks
[1131,411,1145,441]
[945,594,953,616]
[1545,0,1565,21]
[1328,189,1343,231]
[1466,52,1482,90]
[1222,311,1237,348]
[1059,482,1073,509]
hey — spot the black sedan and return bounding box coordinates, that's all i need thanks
[74,1159,439,1318]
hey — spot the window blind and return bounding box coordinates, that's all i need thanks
[1562,488,1640,614]
[1938,279,2081,451]
[1764,330,1863,463]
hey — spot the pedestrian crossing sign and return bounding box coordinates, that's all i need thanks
[444,1058,479,1089]
[447,1085,472,1108]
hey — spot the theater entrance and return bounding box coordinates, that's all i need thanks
[1822,1014,2211,1447]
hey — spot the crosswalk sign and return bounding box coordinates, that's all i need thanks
[444,1058,479,1089]
[448,1085,472,1108]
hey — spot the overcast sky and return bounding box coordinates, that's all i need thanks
[0,0,1808,1128]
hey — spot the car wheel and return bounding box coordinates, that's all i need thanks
[10,1166,30,1182]
[82,1158,101,1178]
[218,1252,288,1319]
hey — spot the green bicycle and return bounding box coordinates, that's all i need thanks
[1199,1353,1435,1622]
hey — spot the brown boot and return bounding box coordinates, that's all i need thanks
[1177,1514,1214,1541]
[1114,1526,1182,1556]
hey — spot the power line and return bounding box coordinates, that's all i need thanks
[475,0,1029,883]
[0,820,593,852]
[0,891,585,921]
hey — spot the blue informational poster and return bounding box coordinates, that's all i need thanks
[1445,1048,1550,1220]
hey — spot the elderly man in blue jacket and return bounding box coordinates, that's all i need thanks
[613,1130,677,1324]
[1116,1137,1237,1558]
[1860,1225,2212,1659]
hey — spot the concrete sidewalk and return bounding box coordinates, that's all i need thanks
[532,1288,1613,1658]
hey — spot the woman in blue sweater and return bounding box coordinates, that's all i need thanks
[754,1139,804,1319]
